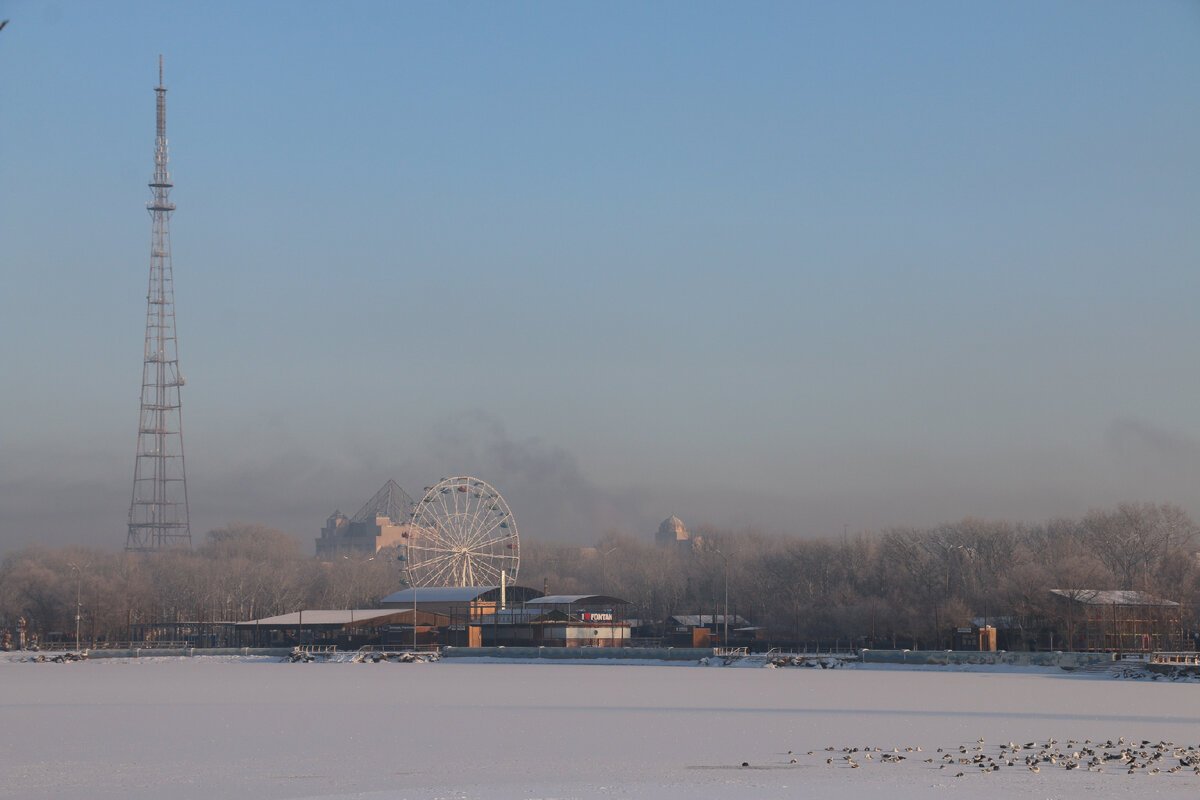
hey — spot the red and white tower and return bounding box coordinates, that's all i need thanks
[127,56,191,551]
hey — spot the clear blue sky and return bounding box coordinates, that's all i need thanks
[2,1,1199,553]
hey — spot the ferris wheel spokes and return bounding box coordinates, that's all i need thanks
[405,476,519,588]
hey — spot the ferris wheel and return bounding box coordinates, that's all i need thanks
[404,476,519,587]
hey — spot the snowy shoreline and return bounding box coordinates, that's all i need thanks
[4,648,1195,681]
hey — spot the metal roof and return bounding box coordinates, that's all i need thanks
[523,594,628,606]
[381,585,543,605]
[669,614,750,627]
[236,609,406,627]
[1050,589,1180,607]
[351,479,415,525]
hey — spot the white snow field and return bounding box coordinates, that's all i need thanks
[3,656,1200,800]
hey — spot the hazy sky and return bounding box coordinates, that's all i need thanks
[2,1,1199,554]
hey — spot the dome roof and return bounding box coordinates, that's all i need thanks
[657,515,688,541]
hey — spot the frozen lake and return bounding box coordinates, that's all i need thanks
[3,655,1199,799]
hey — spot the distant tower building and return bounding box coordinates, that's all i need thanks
[321,509,350,542]
[126,57,191,551]
[316,480,417,559]
[656,515,690,546]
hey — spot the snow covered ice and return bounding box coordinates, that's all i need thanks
[3,654,1200,799]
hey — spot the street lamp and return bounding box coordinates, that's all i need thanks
[599,545,619,591]
[67,562,90,653]
[396,545,415,651]
[714,549,731,649]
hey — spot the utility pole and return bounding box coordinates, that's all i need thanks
[715,549,731,649]
[600,545,619,591]
[406,542,417,651]
[68,562,89,652]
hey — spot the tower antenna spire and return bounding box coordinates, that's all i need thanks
[127,56,191,551]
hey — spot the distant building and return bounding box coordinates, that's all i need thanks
[952,624,998,652]
[472,595,631,648]
[232,587,631,650]
[665,614,761,649]
[655,515,702,551]
[234,608,451,649]
[1048,589,1185,653]
[380,585,543,621]
[656,515,688,546]
[381,584,543,647]
[316,479,418,559]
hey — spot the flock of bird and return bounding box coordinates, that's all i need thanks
[757,737,1200,779]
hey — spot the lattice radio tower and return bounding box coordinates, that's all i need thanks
[126,56,191,551]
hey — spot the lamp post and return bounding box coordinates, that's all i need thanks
[599,545,619,591]
[397,543,416,651]
[68,562,89,653]
[714,549,731,649]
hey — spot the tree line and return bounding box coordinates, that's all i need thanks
[2,503,1197,649]
[0,525,398,646]
[522,502,1200,649]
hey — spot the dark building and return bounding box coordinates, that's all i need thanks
[1049,589,1185,653]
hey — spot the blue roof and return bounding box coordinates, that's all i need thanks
[523,594,627,606]
[381,585,542,605]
